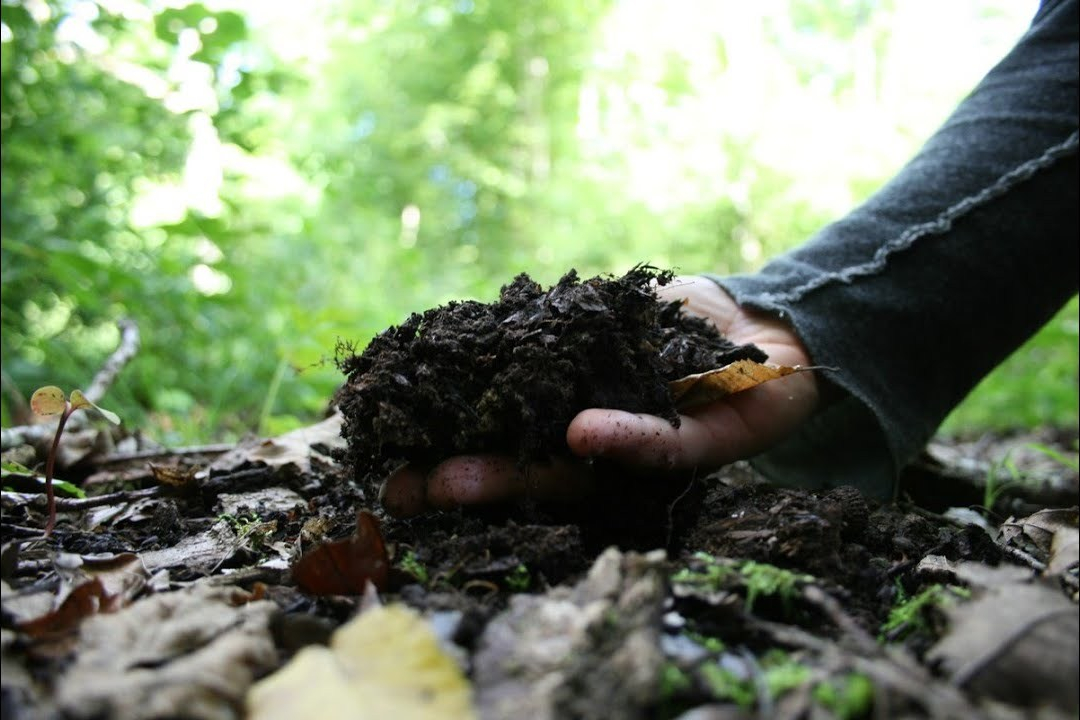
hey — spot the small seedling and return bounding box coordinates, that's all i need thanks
[671,552,814,615]
[399,550,429,584]
[30,386,120,536]
[879,583,970,643]
[1024,441,1080,472]
[983,450,1024,513]
[504,563,531,592]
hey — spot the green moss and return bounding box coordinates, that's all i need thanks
[399,550,429,584]
[673,553,814,615]
[880,584,970,643]
[813,673,874,719]
[698,650,811,710]
[699,663,756,709]
[739,561,814,614]
[504,563,531,591]
[658,663,692,699]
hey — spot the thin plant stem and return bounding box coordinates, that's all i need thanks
[43,403,73,536]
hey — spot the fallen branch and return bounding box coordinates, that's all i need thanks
[54,486,162,511]
[98,443,235,465]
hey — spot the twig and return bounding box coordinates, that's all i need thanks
[747,616,978,719]
[84,317,140,404]
[54,486,162,510]
[801,584,880,655]
[98,443,235,465]
[998,543,1047,572]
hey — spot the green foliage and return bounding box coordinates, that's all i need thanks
[2,0,1067,447]
[812,673,875,720]
[983,451,1025,512]
[503,563,531,592]
[698,663,757,710]
[739,561,814,615]
[672,552,814,615]
[671,551,736,588]
[699,649,811,710]
[1024,441,1080,472]
[657,662,692,700]
[879,584,970,644]
[399,551,429,584]
[1,459,85,498]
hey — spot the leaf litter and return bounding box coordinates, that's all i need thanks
[1,267,1077,719]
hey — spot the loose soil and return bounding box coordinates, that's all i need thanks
[1,268,1077,720]
[334,267,764,480]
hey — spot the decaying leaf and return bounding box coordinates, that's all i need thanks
[207,413,346,477]
[292,511,389,595]
[669,359,810,410]
[138,518,240,575]
[473,548,666,720]
[928,563,1079,713]
[998,507,1079,577]
[16,579,121,645]
[1047,524,1079,577]
[13,553,149,656]
[247,604,475,720]
[149,463,198,488]
[54,583,278,720]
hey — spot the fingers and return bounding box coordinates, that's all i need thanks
[380,464,429,518]
[380,454,594,518]
[566,406,749,471]
[566,369,819,471]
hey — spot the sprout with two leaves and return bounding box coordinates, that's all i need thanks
[29,386,120,536]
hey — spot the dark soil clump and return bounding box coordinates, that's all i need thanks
[334,266,765,488]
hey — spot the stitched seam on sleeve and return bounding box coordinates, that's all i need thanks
[759,130,1080,304]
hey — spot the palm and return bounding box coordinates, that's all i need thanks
[565,276,819,470]
[381,276,820,517]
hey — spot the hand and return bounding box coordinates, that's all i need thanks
[381,276,820,518]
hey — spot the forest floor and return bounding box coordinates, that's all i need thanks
[2,270,1078,720]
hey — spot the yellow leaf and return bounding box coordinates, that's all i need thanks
[30,386,67,416]
[669,359,809,410]
[247,604,476,720]
[69,390,121,425]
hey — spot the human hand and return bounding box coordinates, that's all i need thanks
[381,276,820,518]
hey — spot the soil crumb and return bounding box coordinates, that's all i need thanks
[335,266,765,486]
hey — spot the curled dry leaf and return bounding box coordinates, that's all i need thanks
[291,511,389,595]
[669,359,811,410]
[149,463,198,488]
[17,578,123,655]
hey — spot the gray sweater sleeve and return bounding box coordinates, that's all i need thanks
[711,0,1079,500]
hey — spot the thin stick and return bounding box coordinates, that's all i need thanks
[84,317,140,404]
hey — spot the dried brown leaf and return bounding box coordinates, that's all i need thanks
[149,463,198,488]
[17,578,122,653]
[292,511,389,595]
[669,359,809,410]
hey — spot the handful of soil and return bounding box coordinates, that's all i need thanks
[335,266,766,485]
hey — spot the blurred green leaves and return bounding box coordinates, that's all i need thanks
[1,0,1071,445]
